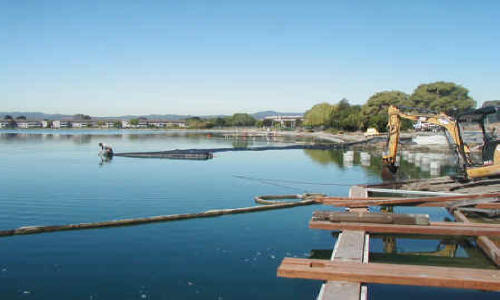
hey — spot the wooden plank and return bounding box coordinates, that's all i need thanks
[318,193,500,207]
[475,203,500,209]
[278,258,500,291]
[318,231,368,300]
[333,230,365,262]
[349,185,368,198]
[454,210,500,267]
[313,211,430,225]
[419,199,500,208]
[320,282,360,299]
[366,188,463,196]
[317,185,368,300]
[309,220,500,237]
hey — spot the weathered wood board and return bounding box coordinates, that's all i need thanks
[310,220,500,237]
[278,258,500,291]
[313,211,430,225]
[317,184,369,300]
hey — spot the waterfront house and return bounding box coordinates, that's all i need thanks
[71,121,91,128]
[166,121,186,128]
[0,120,10,128]
[263,115,303,129]
[16,120,42,128]
[52,120,71,128]
[103,121,117,128]
[148,120,167,128]
[41,120,50,128]
[137,120,148,128]
[121,120,130,128]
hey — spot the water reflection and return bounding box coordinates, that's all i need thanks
[310,235,495,269]
[98,153,113,167]
[0,130,310,147]
[304,148,458,180]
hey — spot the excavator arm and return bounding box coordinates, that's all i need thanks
[382,105,471,173]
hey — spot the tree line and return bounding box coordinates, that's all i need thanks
[184,113,257,128]
[303,81,476,132]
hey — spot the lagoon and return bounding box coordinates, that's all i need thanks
[0,130,497,299]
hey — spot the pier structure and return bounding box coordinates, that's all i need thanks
[277,183,500,299]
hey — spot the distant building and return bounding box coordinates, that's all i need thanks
[263,115,303,129]
[0,120,10,128]
[102,121,117,128]
[148,120,167,128]
[137,120,148,128]
[166,121,186,128]
[71,120,92,128]
[16,120,42,128]
[41,120,50,128]
[121,120,130,128]
[52,120,71,128]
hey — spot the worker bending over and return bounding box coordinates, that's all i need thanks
[98,142,114,157]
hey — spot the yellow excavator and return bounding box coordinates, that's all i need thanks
[382,105,500,180]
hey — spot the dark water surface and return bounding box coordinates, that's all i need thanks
[0,130,497,299]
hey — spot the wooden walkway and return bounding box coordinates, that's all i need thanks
[277,184,500,299]
[316,186,369,300]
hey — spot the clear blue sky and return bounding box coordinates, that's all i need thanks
[1,0,499,116]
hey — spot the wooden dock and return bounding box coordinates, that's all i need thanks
[316,185,369,300]
[276,184,500,299]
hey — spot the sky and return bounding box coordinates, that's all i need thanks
[1,0,499,116]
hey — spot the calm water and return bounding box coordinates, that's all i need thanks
[0,130,497,299]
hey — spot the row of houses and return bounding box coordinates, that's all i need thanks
[0,119,187,129]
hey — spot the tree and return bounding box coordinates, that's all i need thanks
[362,91,410,131]
[16,116,26,120]
[338,104,363,131]
[303,102,335,127]
[130,119,139,126]
[74,114,91,120]
[231,113,256,126]
[4,115,12,120]
[409,81,475,115]
[303,99,364,131]
[214,117,227,127]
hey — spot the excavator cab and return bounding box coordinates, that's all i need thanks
[457,106,500,167]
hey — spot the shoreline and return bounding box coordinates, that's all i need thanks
[0,128,449,152]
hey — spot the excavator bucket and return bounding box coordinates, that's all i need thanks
[381,163,399,181]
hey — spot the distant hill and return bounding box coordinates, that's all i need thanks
[0,112,73,120]
[0,111,303,120]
